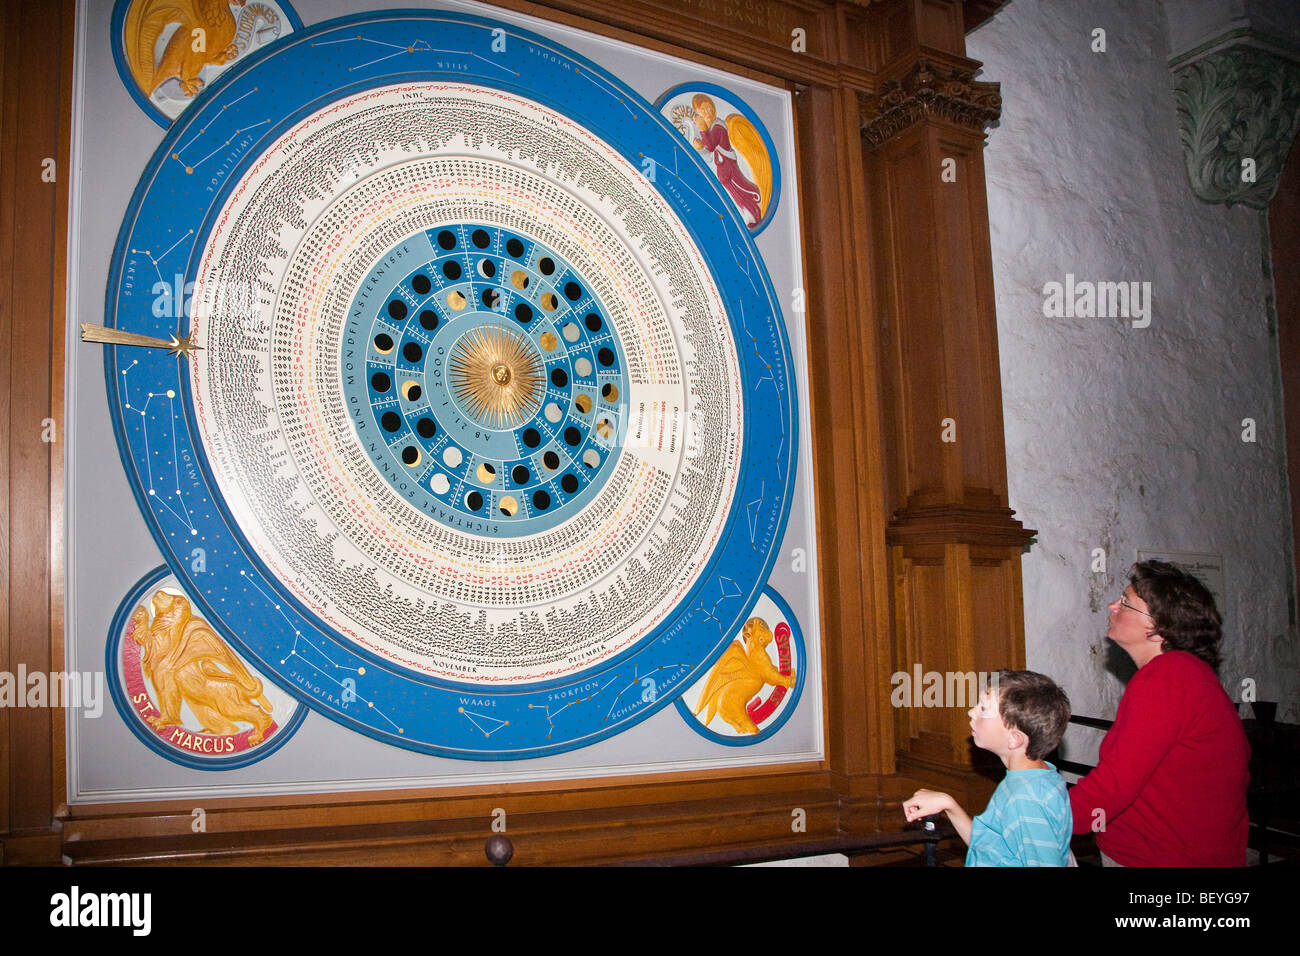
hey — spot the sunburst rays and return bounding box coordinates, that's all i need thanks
[448,326,544,429]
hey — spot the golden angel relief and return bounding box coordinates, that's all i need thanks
[671,94,773,229]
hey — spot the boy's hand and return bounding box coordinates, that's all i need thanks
[903,789,955,822]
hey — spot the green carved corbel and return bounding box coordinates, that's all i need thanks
[1173,45,1300,209]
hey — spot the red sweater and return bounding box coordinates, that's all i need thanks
[1069,651,1250,866]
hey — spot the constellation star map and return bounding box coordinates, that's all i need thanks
[103,10,799,760]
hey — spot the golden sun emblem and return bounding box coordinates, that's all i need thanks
[449,326,544,429]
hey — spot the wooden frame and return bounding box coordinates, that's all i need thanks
[1,0,1028,866]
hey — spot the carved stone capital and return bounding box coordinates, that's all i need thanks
[1172,45,1300,209]
[859,59,1002,148]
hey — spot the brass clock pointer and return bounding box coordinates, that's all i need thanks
[80,324,203,358]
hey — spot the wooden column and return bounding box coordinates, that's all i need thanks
[0,0,73,865]
[794,76,898,820]
[861,0,1033,783]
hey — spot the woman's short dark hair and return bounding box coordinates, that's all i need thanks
[1130,560,1223,669]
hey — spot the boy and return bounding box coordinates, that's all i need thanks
[903,670,1072,866]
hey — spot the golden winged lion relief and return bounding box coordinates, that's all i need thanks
[124,0,283,101]
[129,590,275,744]
[694,617,796,735]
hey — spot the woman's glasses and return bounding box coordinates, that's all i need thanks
[1118,598,1154,619]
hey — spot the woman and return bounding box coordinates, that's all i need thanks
[1069,560,1250,865]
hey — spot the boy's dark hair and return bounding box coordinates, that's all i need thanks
[995,670,1071,760]
[1130,560,1223,669]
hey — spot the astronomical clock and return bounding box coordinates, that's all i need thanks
[69,0,819,797]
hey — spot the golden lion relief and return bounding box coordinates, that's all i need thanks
[693,617,796,735]
[129,590,274,744]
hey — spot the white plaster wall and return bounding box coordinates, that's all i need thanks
[967,0,1300,763]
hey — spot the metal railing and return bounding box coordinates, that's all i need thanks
[482,824,960,867]
[1051,714,1113,778]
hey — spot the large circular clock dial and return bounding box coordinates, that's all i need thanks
[105,12,795,758]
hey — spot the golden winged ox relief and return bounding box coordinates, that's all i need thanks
[693,617,796,735]
[124,0,283,100]
[129,590,275,744]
